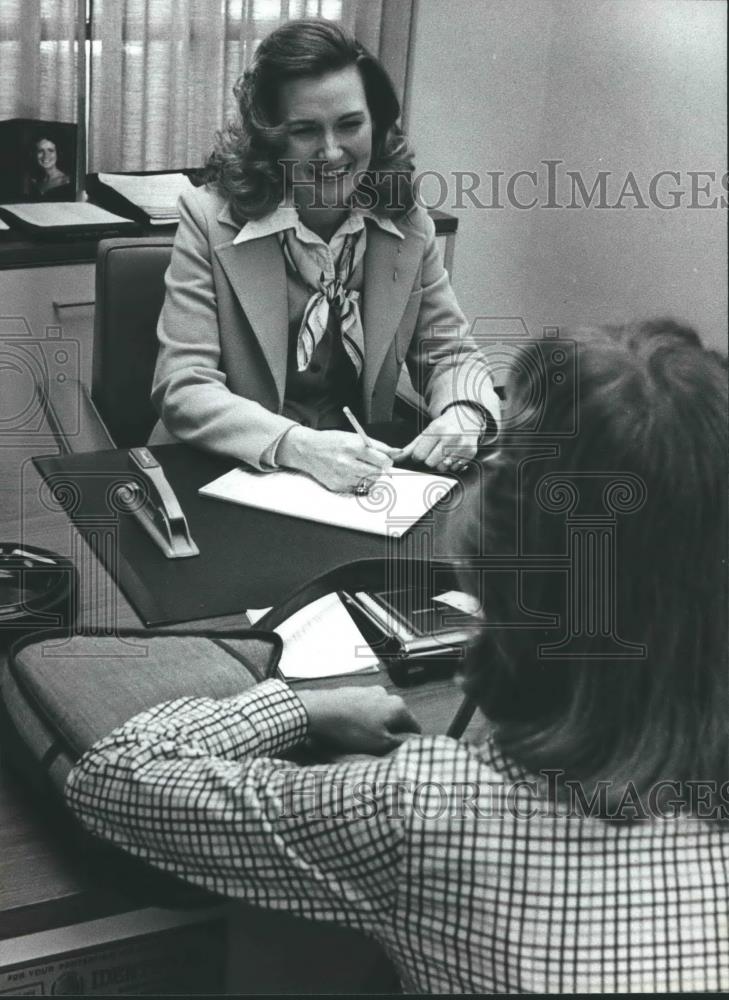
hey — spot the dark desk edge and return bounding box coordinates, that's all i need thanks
[0,226,174,270]
[0,889,137,942]
[0,212,458,269]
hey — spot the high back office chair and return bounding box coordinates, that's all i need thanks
[92,237,174,448]
[43,236,173,452]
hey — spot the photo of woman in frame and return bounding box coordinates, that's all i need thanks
[0,119,77,203]
[25,126,75,200]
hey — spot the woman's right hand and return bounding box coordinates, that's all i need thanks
[297,686,421,755]
[277,426,398,493]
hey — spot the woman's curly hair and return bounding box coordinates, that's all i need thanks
[205,18,415,224]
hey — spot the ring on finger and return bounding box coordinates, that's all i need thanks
[354,481,371,496]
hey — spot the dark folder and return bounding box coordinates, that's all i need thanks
[33,445,393,626]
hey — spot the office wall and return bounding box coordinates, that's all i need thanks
[406,0,727,353]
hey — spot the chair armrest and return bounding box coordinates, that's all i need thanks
[38,377,116,454]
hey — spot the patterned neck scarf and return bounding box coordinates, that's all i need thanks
[280,227,366,377]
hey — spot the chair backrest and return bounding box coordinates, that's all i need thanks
[92,237,173,448]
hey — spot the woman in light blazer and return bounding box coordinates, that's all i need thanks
[150,19,500,493]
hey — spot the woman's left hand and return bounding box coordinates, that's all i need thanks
[394,404,484,473]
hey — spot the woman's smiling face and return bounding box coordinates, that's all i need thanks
[36,139,58,172]
[278,65,373,211]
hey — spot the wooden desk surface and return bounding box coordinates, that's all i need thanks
[0,425,474,943]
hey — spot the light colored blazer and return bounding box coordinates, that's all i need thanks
[150,185,499,468]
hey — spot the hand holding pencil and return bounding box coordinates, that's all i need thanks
[275,409,398,494]
[341,407,391,494]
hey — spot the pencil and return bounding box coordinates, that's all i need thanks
[342,406,372,448]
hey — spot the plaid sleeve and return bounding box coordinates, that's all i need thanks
[65,680,406,930]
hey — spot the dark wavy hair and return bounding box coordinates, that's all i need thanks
[29,133,68,182]
[205,18,415,224]
[457,320,728,819]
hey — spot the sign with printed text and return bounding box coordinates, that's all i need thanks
[0,921,226,995]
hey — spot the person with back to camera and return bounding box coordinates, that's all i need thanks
[28,136,72,200]
[148,18,501,493]
[68,319,728,993]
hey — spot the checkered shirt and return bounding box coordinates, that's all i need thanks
[66,680,729,994]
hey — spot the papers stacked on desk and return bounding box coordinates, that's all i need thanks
[0,201,138,237]
[96,172,196,225]
[199,466,457,537]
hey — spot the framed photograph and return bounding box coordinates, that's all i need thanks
[0,118,77,202]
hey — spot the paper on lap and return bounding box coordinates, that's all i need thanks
[246,595,379,680]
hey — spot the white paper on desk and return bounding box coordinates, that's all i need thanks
[199,466,457,537]
[0,202,134,227]
[247,594,379,679]
[97,172,195,219]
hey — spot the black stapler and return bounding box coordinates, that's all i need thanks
[117,448,200,559]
